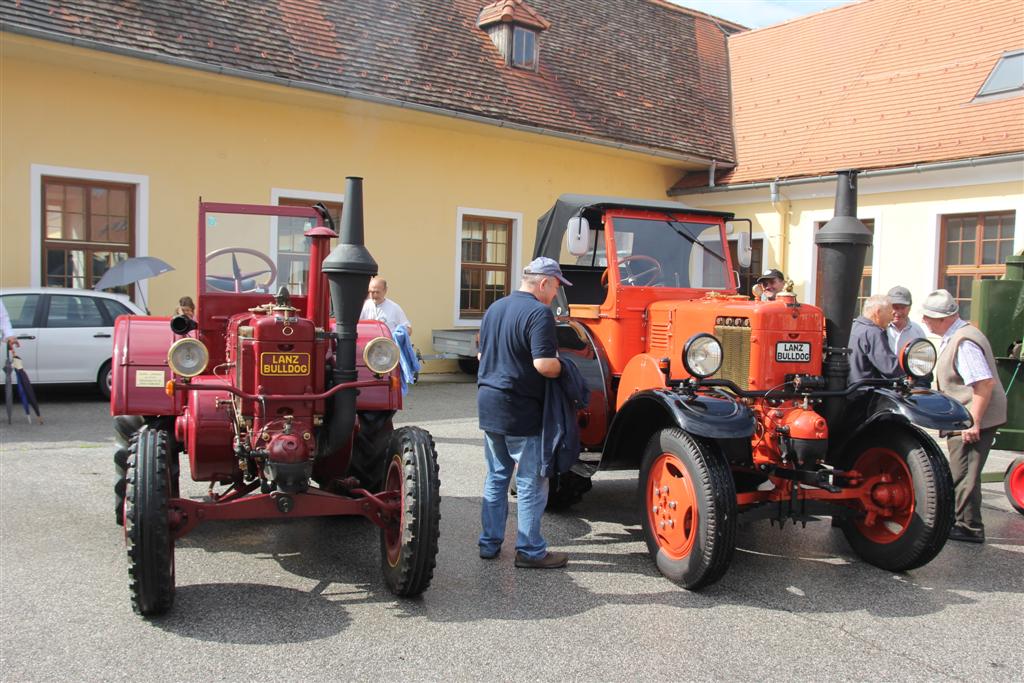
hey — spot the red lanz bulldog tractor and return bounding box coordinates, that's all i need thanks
[111,177,440,616]
[537,171,971,589]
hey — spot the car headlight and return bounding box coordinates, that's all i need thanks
[683,333,723,379]
[363,337,400,374]
[167,338,209,377]
[900,338,936,379]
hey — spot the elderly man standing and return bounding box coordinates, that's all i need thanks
[848,294,903,383]
[476,257,571,569]
[886,286,931,386]
[360,276,411,336]
[920,289,1007,543]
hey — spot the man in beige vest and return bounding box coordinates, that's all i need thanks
[921,289,1008,543]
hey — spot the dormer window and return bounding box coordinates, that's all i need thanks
[478,0,550,72]
[512,26,537,70]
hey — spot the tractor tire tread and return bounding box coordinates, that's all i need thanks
[125,426,175,616]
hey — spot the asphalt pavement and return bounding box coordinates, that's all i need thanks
[1,380,1021,682]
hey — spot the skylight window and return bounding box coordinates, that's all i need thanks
[977,50,1024,98]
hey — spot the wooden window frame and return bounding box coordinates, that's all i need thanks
[41,176,135,292]
[938,210,1015,320]
[459,214,513,320]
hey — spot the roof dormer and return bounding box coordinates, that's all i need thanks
[477,0,550,71]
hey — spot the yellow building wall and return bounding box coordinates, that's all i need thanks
[1,35,688,367]
[680,181,1024,312]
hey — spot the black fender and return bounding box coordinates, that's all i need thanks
[866,388,972,431]
[599,390,754,471]
[833,411,949,476]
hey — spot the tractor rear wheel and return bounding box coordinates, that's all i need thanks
[639,429,736,590]
[379,426,441,597]
[1005,456,1024,515]
[125,426,176,616]
[838,429,953,572]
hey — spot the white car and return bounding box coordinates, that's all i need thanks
[1,287,146,399]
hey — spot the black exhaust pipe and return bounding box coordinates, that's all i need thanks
[318,177,378,462]
[815,170,872,433]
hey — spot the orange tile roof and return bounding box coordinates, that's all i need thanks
[478,0,551,32]
[675,0,1024,189]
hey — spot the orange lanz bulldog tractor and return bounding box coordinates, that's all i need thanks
[537,171,970,589]
[111,177,440,616]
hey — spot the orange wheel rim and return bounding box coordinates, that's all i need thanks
[1009,461,1024,505]
[647,453,698,559]
[383,455,404,566]
[853,447,914,544]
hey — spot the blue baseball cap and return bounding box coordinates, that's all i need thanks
[524,257,573,286]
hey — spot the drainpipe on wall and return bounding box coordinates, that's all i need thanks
[770,180,791,280]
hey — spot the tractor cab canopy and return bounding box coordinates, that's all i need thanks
[533,194,737,312]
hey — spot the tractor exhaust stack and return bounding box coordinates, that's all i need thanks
[815,170,872,432]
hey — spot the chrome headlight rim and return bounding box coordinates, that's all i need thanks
[167,338,209,378]
[900,338,936,379]
[682,333,723,379]
[363,336,401,375]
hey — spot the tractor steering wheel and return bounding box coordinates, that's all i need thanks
[601,254,663,287]
[205,247,278,293]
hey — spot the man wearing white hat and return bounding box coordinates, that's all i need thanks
[920,289,1007,543]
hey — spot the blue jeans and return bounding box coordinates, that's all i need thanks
[479,431,549,560]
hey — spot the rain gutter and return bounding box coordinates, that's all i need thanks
[669,153,1024,196]
[4,24,733,168]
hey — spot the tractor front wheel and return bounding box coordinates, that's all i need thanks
[379,426,441,597]
[125,427,176,616]
[1005,456,1024,515]
[639,429,737,590]
[838,429,953,572]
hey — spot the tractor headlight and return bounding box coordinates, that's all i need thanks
[363,337,400,374]
[900,338,936,379]
[683,333,723,379]
[167,338,209,377]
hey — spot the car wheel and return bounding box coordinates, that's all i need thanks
[837,429,953,572]
[379,426,441,597]
[639,428,736,590]
[125,426,176,616]
[98,360,113,401]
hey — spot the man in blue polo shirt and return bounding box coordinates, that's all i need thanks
[477,257,571,569]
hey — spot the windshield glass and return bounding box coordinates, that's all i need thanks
[202,210,326,295]
[602,217,730,289]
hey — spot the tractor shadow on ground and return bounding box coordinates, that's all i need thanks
[163,475,1024,639]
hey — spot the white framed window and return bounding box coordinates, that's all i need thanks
[271,188,344,296]
[454,207,523,327]
[31,165,149,308]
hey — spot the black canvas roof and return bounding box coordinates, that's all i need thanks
[534,194,733,259]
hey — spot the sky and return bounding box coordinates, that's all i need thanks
[668,0,853,29]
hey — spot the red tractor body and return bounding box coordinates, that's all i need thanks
[111,178,439,616]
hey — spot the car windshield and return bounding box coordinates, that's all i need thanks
[202,209,331,296]
[569,216,730,289]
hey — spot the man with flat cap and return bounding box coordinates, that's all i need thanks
[476,256,572,568]
[920,289,1007,543]
[886,285,931,387]
[753,268,786,301]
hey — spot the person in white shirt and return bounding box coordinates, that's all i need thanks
[0,300,18,350]
[920,289,1007,544]
[886,285,930,386]
[360,276,411,336]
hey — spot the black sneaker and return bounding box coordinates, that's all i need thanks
[948,525,985,543]
[514,551,568,568]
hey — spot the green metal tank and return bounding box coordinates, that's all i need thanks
[972,253,1024,451]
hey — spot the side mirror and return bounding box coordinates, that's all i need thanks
[566,216,590,256]
[736,230,752,269]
